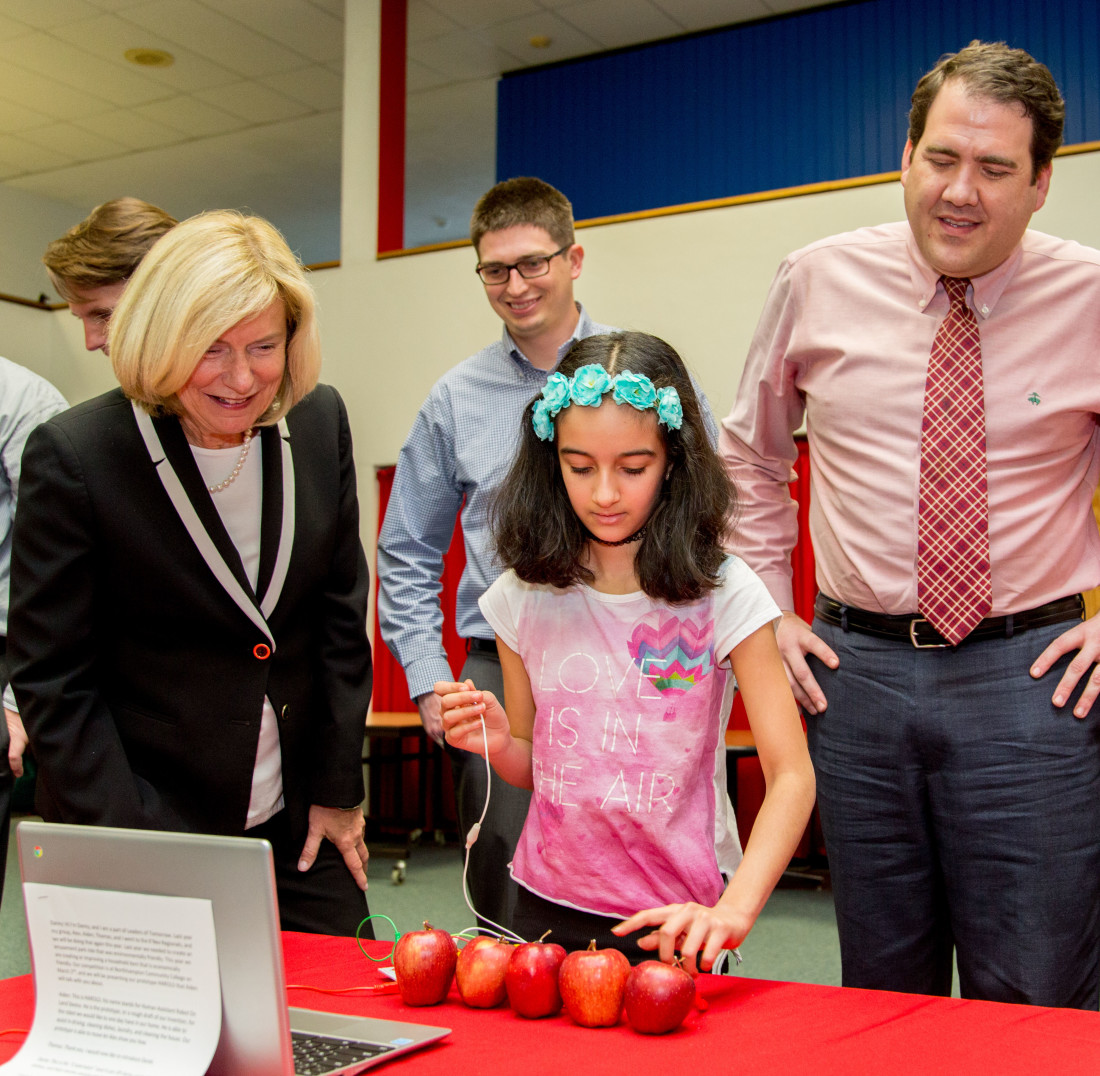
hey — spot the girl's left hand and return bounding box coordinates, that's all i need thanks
[613,901,750,975]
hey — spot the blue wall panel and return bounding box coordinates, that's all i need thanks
[497,0,1100,222]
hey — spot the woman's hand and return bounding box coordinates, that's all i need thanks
[435,678,511,759]
[299,803,369,891]
[612,901,751,975]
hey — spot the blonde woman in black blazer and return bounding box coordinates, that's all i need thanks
[10,211,373,936]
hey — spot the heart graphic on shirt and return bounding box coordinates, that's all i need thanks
[627,612,715,695]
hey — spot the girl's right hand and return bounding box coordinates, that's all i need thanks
[435,679,512,759]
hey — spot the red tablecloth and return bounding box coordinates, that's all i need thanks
[2,932,1100,1074]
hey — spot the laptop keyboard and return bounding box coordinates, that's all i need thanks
[291,1030,395,1075]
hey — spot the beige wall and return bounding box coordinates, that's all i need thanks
[320,0,1100,566]
[5,0,1100,598]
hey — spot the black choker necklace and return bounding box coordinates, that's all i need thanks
[587,525,648,547]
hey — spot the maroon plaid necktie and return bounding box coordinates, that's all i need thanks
[916,276,992,645]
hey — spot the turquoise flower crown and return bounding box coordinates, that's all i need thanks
[532,363,684,442]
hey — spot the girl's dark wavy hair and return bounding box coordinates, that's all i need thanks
[491,331,735,604]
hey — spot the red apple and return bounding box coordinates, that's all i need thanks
[623,960,696,1034]
[392,921,457,1006]
[456,935,514,1008]
[558,941,631,1027]
[505,932,567,1018]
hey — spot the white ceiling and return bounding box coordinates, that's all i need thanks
[0,0,833,281]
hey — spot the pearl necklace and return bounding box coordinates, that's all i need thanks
[207,428,254,493]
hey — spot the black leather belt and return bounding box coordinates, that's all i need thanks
[467,637,498,654]
[814,594,1084,649]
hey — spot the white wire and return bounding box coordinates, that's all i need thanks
[457,714,525,944]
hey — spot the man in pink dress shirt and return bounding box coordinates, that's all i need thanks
[722,41,1100,1008]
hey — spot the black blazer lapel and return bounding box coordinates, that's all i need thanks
[255,424,282,604]
[152,413,256,598]
[132,403,274,648]
[256,419,295,618]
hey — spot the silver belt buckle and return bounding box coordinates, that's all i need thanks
[909,618,949,649]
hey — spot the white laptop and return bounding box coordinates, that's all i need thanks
[16,821,450,1075]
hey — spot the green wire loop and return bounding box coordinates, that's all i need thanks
[356,913,399,962]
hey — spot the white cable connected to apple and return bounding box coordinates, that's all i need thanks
[458,715,525,944]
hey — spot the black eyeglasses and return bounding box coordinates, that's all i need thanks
[475,244,572,285]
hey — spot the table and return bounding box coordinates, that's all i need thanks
[363,710,446,855]
[2,933,1100,1074]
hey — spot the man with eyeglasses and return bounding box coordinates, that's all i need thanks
[377,177,616,931]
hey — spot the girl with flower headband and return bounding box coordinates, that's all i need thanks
[438,331,814,972]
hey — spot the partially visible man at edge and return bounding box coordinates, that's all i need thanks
[721,40,1100,1008]
[0,359,67,904]
[42,196,178,354]
[5,198,178,785]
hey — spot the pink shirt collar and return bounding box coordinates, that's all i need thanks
[905,229,1025,321]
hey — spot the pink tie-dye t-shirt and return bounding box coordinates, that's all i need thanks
[479,555,779,919]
